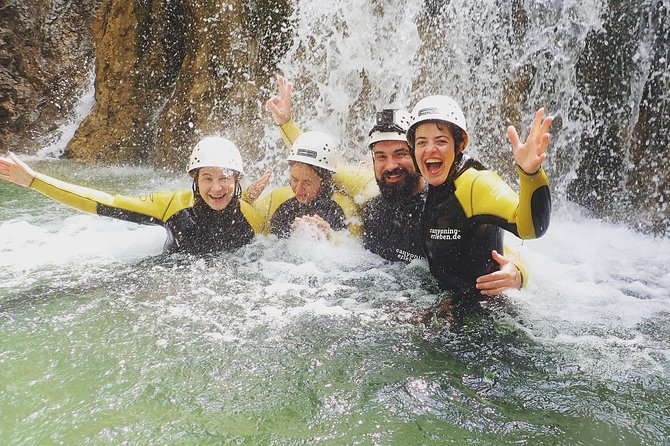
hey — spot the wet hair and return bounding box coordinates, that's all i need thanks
[289,161,335,198]
[435,121,467,152]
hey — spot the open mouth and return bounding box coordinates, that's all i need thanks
[424,158,443,175]
[383,168,407,183]
[295,193,309,203]
[209,193,227,202]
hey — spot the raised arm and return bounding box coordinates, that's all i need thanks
[266,74,302,148]
[1,152,184,225]
[265,74,293,126]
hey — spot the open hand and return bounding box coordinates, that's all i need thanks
[0,152,36,187]
[475,250,522,296]
[265,74,293,126]
[507,108,553,174]
[246,169,272,201]
[292,214,334,240]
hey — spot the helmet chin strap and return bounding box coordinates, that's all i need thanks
[445,150,465,185]
[192,170,202,203]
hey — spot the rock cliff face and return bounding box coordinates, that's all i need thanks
[2,0,292,168]
[66,0,292,169]
[0,0,98,153]
[569,0,670,233]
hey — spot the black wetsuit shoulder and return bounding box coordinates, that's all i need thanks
[164,197,254,255]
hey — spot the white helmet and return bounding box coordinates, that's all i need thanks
[406,95,470,150]
[187,136,244,176]
[367,108,412,148]
[287,130,338,172]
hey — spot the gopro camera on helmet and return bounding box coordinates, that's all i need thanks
[370,109,407,136]
[367,108,412,147]
[376,109,396,128]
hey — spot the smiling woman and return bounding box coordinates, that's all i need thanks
[196,167,237,211]
[252,130,362,240]
[0,137,264,255]
[406,95,553,296]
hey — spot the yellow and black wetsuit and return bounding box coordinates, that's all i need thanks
[253,185,362,237]
[29,173,264,255]
[423,157,549,294]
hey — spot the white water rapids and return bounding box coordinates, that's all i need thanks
[1,0,669,443]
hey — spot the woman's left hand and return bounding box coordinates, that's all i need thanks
[507,108,553,174]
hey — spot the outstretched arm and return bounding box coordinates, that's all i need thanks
[0,152,36,187]
[1,152,181,224]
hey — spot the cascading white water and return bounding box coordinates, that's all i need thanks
[267,0,607,196]
[1,1,669,443]
[38,71,96,158]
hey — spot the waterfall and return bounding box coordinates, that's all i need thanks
[265,0,669,232]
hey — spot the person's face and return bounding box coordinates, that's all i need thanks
[197,167,237,210]
[289,162,322,204]
[414,122,458,186]
[371,140,417,186]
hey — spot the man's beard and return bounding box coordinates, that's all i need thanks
[376,167,421,203]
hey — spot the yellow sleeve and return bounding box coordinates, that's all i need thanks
[253,186,295,234]
[276,119,303,149]
[515,166,551,238]
[240,200,265,234]
[240,187,254,204]
[332,192,363,237]
[30,172,189,223]
[333,164,379,206]
[456,167,550,239]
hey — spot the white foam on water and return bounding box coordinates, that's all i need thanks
[506,207,670,378]
[0,214,165,274]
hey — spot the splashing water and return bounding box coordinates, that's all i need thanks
[1,159,668,444]
[2,0,670,443]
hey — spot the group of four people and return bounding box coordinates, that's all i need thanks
[0,75,553,307]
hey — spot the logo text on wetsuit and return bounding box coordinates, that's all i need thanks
[429,228,461,240]
[395,249,425,262]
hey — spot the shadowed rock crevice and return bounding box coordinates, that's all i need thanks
[0,0,98,152]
